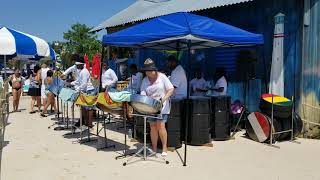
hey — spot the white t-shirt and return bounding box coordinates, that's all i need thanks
[190,78,207,96]
[127,72,143,94]
[169,65,187,99]
[140,73,174,115]
[206,76,227,96]
[71,68,94,92]
[101,68,118,88]
[63,64,86,78]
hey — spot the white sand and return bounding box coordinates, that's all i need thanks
[1,96,319,180]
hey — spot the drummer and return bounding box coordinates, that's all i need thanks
[101,61,118,91]
[167,55,187,99]
[205,67,228,96]
[71,56,96,128]
[61,54,86,81]
[190,69,207,96]
[140,58,174,157]
[127,64,143,94]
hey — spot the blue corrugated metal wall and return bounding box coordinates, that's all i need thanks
[132,0,303,111]
[300,0,320,137]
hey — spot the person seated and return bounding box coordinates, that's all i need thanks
[190,70,207,96]
[205,67,228,96]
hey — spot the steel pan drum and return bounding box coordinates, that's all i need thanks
[48,77,65,96]
[130,94,162,115]
[246,112,281,143]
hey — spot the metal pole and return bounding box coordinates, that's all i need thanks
[144,116,147,160]
[270,94,274,145]
[99,46,106,92]
[183,40,191,166]
[291,96,294,141]
[4,55,6,79]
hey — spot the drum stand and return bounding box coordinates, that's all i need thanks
[230,107,246,139]
[53,101,72,131]
[115,103,134,160]
[96,110,115,150]
[122,114,169,166]
[267,95,301,149]
[77,107,98,144]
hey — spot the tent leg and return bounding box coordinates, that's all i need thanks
[183,40,191,167]
[99,46,106,92]
[4,55,6,79]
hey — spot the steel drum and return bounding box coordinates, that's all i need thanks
[48,77,65,96]
[246,112,281,143]
[130,94,162,115]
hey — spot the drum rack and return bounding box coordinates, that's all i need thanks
[268,95,301,148]
[122,113,169,166]
[95,110,115,150]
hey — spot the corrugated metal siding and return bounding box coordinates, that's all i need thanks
[300,0,320,138]
[92,0,253,31]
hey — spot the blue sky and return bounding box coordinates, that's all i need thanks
[0,0,135,42]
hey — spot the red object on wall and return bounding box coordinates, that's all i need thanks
[84,54,90,72]
[91,54,101,79]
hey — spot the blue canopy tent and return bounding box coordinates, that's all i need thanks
[101,12,264,166]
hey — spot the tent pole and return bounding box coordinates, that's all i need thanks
[99,46,106,92]
[4,55,6,79]
[183,40,191,166]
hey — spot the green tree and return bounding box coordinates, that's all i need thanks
[62,23,101,68]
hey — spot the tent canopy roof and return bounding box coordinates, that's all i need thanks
[102,12,264,50]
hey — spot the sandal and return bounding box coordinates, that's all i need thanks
[29,111,36,114]
[40,113,48,117]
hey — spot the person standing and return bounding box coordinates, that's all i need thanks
[40,70,57,117]
[206,67,228,96]
[9,68,23,112]
[101,62,118,91]
[71,56,96,128]
[61,55,86,80]
[127,64,143,94]
[28,65,41,113]
[40,63,50,107]
[140,58,174,157]
[190,70,207,96]
[167,55,187,99]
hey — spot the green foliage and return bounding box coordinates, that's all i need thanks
[56,23,102,69]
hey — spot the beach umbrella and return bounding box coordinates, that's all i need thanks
[0,27,53,78]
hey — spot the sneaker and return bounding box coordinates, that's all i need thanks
[161,152,168,158]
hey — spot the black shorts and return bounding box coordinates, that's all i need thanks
[28,87,41,97]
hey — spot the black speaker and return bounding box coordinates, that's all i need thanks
[188,114,211,145]
[212,111,230,140]
[236,50,257,80]
[212,96,231,112]
[166,116,182,148]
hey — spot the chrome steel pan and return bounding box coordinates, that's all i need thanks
[130,94,162,114]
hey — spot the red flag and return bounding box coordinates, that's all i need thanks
[84,54,90,72]
[91,54,101,79]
